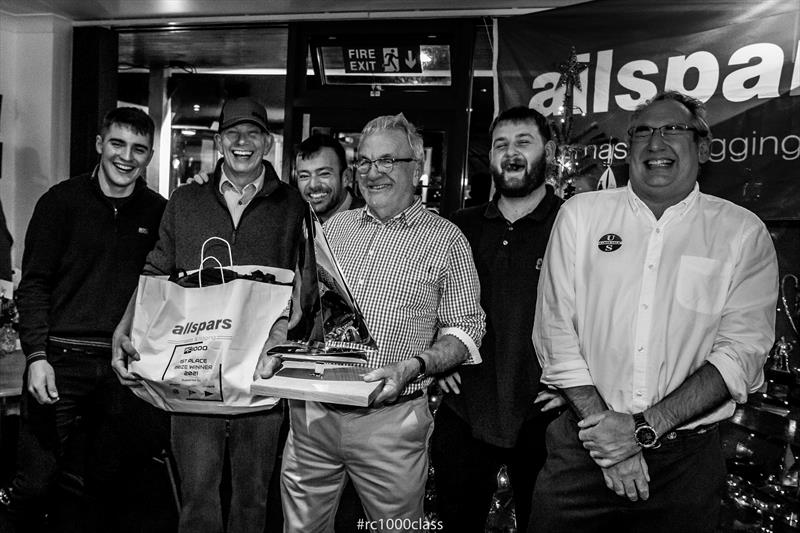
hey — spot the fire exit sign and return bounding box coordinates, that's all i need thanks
[342,46,423,74]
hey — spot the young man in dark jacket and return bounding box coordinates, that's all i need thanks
[1,107,166,532]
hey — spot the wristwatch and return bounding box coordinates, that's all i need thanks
[412,355,427,380]
[632,412,660,449]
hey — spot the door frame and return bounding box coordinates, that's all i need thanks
[283,19,476,217]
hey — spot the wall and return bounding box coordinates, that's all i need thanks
[0,12,72,271]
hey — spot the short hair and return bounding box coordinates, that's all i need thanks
[630,91,712,141]
[100,107,155,144]
[489,106,551,143]
[358,113,424,163]
[295,133,348,175]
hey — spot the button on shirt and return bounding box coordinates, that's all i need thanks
[323,198,486,395]
[219,169,265,228]
[533,184,777,428]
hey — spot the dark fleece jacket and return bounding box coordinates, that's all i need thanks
[144,159,305,276]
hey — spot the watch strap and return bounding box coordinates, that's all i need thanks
[412,355,426,379]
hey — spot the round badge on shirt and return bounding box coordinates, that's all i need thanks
[598,233,622,252]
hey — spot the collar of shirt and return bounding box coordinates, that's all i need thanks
[625,182,700,223]
[218,168,265,204]
[360,197,425,228]
[485,185,558,223]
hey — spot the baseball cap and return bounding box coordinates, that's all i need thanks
[219,97,269,132]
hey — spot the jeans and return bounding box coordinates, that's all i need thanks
[171,406,284,533]
[11,346,128,533]
[529,410,725,533]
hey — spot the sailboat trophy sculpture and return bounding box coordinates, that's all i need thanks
[251,206,382,406]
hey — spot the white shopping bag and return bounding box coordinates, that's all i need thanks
[130,237,294,414]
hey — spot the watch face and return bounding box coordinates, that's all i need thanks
[635,426,658,447]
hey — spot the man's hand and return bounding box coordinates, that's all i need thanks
[534,388,567,411]
[111,329,142,388]
[185,173,211,186]
[253,336,284,380]
[254,318,288,380]
[601,452,650,502]
[363,358,419,405]
[254,355,283,380]
[437,370,461,394]
[578,410,639,467]
[27,360,59,405]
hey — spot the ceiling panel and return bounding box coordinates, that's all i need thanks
[119,26,290,70]
[0,0,588,22]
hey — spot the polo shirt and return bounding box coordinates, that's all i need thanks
[445,185,561,447]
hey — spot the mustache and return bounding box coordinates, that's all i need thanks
[500,155,528,171]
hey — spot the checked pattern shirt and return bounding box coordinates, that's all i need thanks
[324,198,486,395]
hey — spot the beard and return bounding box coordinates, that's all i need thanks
[491,154,547,198]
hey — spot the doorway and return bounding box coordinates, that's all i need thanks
[284,19,476,217]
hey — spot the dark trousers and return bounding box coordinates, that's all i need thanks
[529,410,726,533]
[171,407,284,533]
[431,403,555,533]
[11,347,130,533]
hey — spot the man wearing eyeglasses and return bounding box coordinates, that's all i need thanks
[529,91,778,533]
[274,113,485,532]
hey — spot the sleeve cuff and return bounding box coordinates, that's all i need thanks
[25,350,47,366]
[439,327,482,365]
[706,351,752,403]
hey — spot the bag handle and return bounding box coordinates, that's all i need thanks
[199,237,233,287]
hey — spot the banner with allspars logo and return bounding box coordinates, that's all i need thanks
[129,265,294,414]
[496,0,800,219]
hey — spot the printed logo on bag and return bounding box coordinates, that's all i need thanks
[172,319,233,335]
[183,345,208,354]
[598,233,622,252]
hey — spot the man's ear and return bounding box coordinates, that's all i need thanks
[545,140,557,164]
[213,134,223,155]
[263,132,274,156]
[342,167,353,189]
[95,134,103,155]
[412,164,422,188]
[697,138,710,164]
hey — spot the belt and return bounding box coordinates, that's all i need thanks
[48,337,112,357]
[661,423,719,442]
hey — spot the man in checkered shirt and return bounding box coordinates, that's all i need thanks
[273,113,486,532]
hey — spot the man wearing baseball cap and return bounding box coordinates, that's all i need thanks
[112,97,305,533]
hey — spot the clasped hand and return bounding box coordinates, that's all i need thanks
[577,410,640,467]
[580,410,651,502]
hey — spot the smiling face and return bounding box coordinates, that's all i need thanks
[214,122,272,185]
[356,129,419,222]
[489,120,553,198]
[627,99,709,212]
[95,123,154,198]
[296,147,351,221]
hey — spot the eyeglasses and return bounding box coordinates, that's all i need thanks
[627,124,706,142]
[355,157,416,174]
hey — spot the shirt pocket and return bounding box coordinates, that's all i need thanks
[675,255,733,315]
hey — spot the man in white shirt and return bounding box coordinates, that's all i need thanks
[529,91,778,533]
